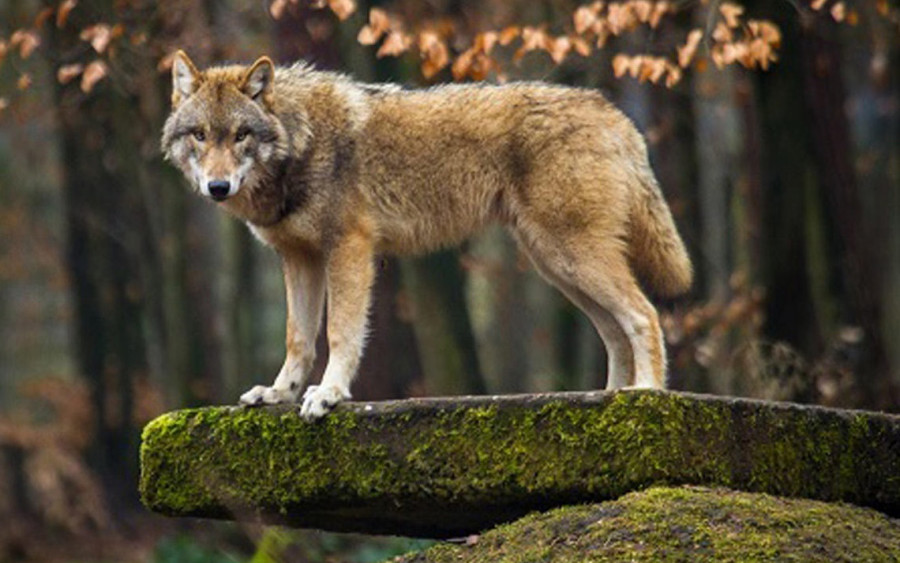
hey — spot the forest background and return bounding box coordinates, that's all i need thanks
[0,0,898,560]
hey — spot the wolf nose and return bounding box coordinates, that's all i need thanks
[207,180,231,201]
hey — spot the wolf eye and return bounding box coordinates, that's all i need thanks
[192,130,206,142]
[235,128,251,142]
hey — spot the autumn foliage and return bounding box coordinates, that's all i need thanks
[0,0,891,115]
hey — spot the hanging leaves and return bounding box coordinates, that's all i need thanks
[80,60,108,93]
[358,8,390,45]
[9,30,41,59]
[57,63,84,84]
[57,0,77,28]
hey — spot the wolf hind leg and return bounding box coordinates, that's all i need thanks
[515,229,666,389]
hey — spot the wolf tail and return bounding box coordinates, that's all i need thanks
[627,169,693,298]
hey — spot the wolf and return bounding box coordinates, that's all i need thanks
[161,51,692,419]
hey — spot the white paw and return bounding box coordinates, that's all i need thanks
[239,385,297,406]
[300,385,350,420]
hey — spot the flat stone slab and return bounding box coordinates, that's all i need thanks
[139,389,900,538]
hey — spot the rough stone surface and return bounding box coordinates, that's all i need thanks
[392,486,900,562]
[139,389,900,538]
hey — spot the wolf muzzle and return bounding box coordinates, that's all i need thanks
[208,180,231,201]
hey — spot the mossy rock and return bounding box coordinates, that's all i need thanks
[392,486,900,562]
[139,390,900,538]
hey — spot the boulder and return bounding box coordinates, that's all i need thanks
[139,390,900,538]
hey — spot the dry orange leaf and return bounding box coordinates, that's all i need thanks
[80,24,112,54]
[547,36,571,64]
[571,36,592,57]
[498,25,521,45]
[418,31,449,78]
[34,7,55,29]
[57,63,84,84]
[831,2,845,21]
[712,21,733,43]
[677,29,703,68]
[81,60,108,92]
[632,0,653,23]
[57,0,77,27]
[451,48,475,80]
[328,0,356,21]
[0,98,8,114]
[607,3,638,34]
[10,30,41,59]
[649,1,671,28]
[593,19,610,47]
[377,31,410,58]
[270,0,289,19]
[574,5,597,34]
[0,40,7,62]
[811,0,827,10]
[17,73,32,90]
[747,20,781,46]
[665,63,682,87]
[473,31,498,55]
[719,2,744,28]
[358,7,390,45]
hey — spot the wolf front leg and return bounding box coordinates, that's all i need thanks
[240,249,326,406]
[300,225,375,419]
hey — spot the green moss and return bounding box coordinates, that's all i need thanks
[139,390,900,537]
[394,486,900,562]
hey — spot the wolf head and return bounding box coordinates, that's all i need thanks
[161,51,291,204]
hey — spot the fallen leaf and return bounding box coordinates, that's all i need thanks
[270,0,288,19]
[811,0,827,10]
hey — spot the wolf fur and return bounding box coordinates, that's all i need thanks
[161,51,692,419]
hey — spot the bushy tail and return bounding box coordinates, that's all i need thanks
[628,174,693,298]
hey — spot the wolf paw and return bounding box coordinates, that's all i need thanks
[300,385,350,420]
[239,385,297,406]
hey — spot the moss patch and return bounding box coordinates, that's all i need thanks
[139,390,900,538]
[393,486,900,562]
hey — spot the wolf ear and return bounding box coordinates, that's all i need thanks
[172,50,201,106]
[242,56,275,103]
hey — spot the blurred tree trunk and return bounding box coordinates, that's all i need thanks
[755,2,826,366]
[801,18,889,406]
[50,12,144,511]
[48,0,220,508]
[402,253,486,395]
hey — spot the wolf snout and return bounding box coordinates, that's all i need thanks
[207,180,231,201]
